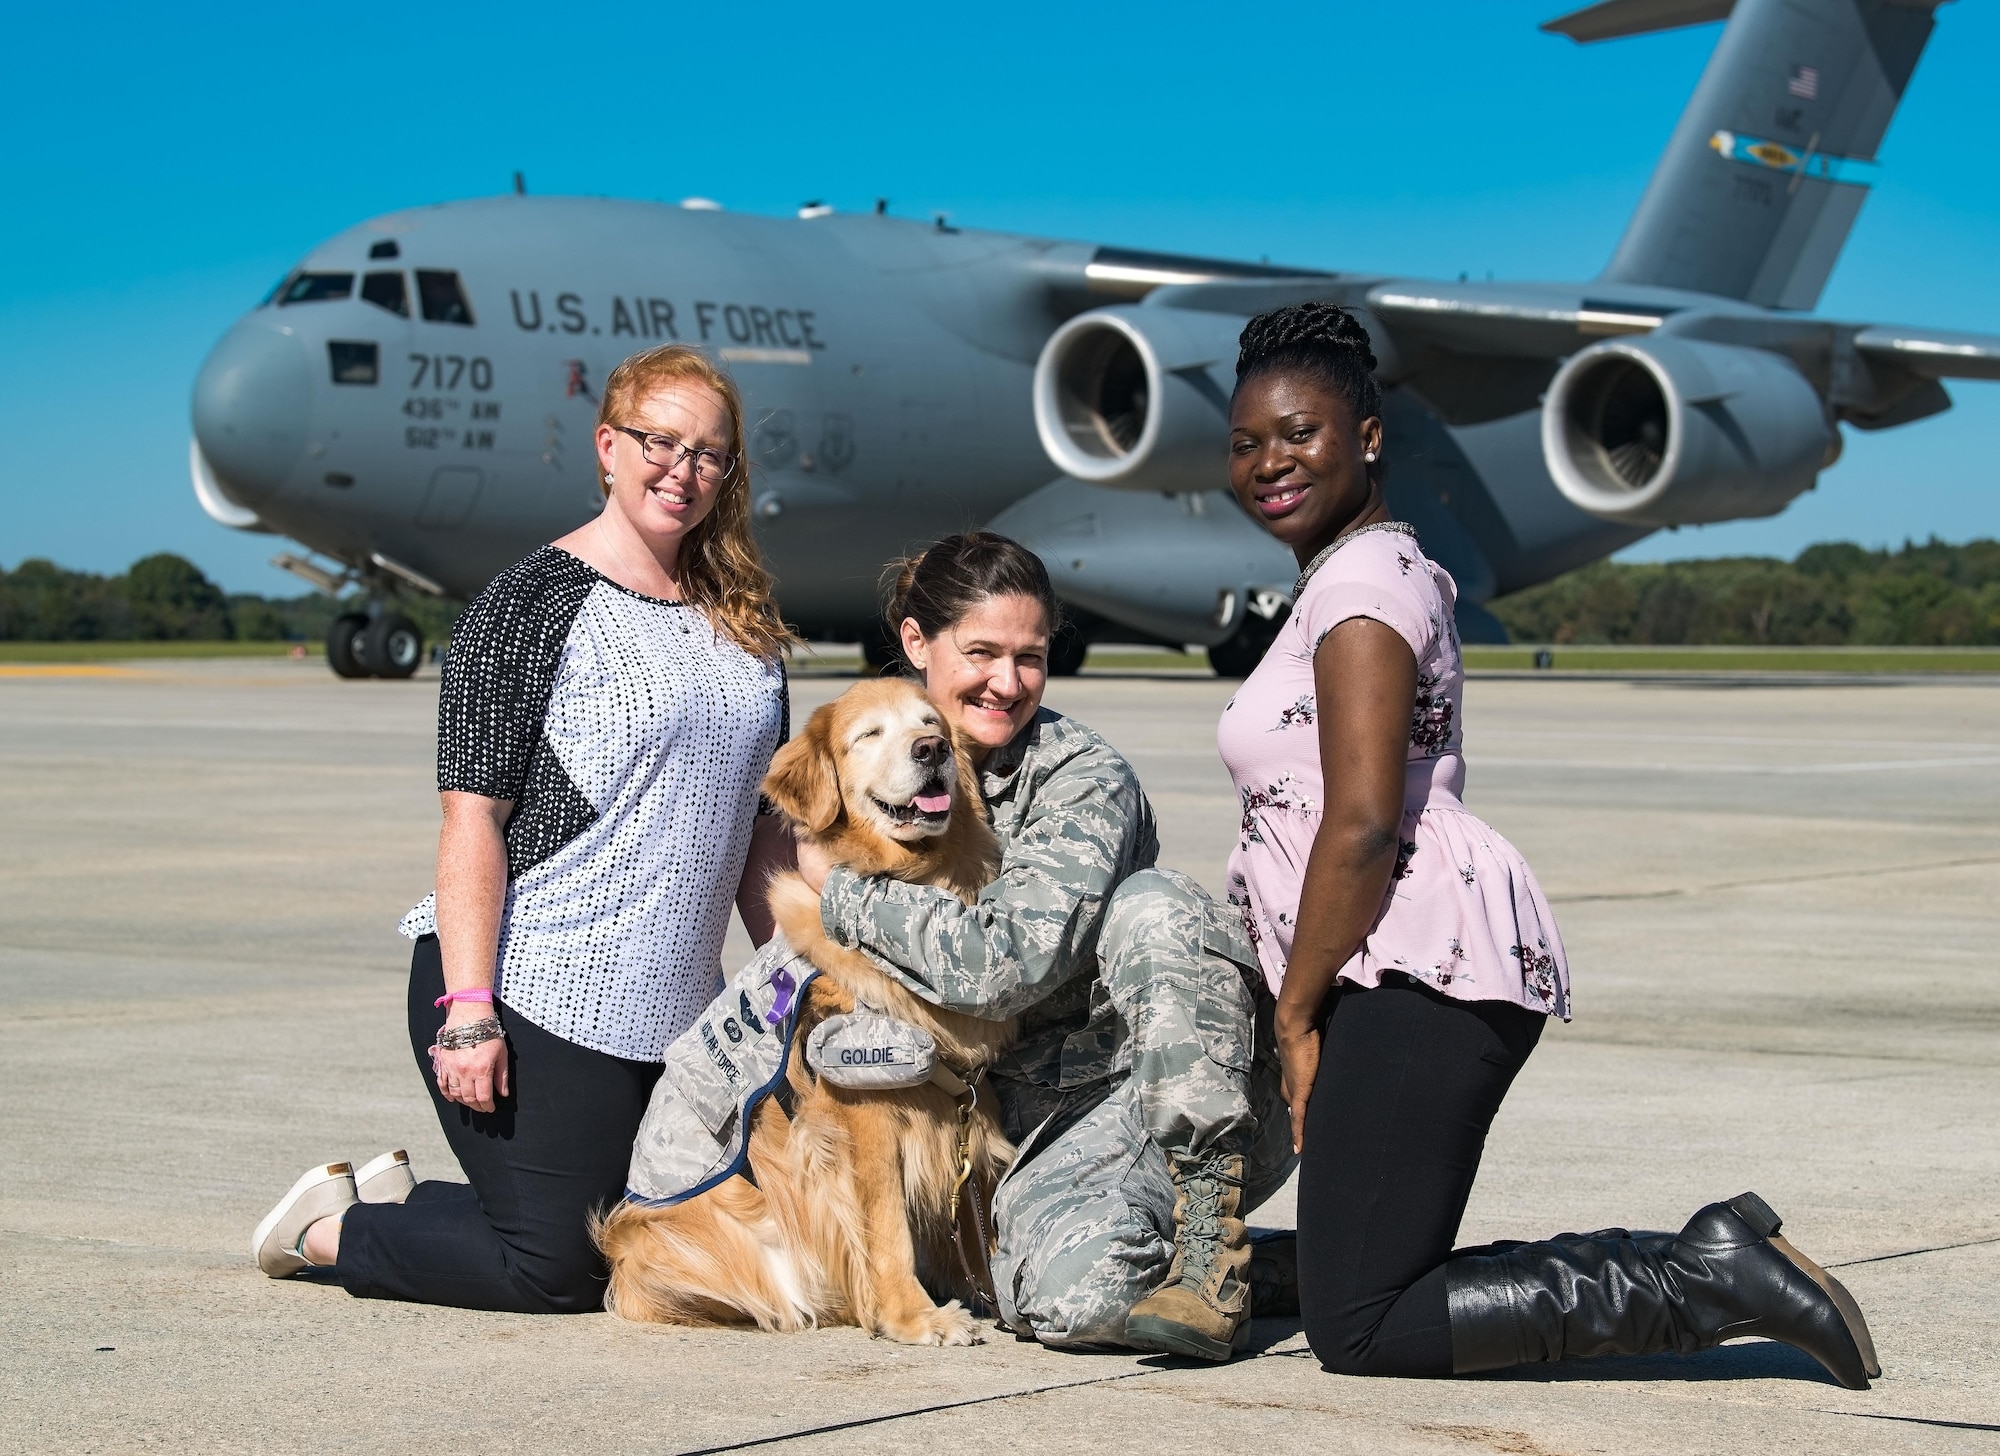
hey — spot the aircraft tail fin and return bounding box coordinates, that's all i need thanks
[1573,0,1944,310]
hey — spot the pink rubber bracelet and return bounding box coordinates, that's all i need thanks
[434,988,496,1009]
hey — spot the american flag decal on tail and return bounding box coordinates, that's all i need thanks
[1788,64,1819,100]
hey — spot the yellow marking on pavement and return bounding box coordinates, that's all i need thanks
[0,664,154,679]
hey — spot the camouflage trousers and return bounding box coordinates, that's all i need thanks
[990,868,1296,1348]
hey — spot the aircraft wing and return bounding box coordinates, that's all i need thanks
[1363,281,1690,361]
[1359,283,2000,380]
[1853,326,2000,383]
[1295,280,2000,431]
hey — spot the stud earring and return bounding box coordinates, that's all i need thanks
[604,472,615,486]
[1364,452,1377,462]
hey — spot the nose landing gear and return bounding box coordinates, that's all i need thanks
[276,551,440,681]
[325,609,424,679]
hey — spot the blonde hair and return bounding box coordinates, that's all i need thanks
[598,345,796,660]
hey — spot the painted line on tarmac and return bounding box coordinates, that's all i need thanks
[670,1345,1314,1454]
[0,664,158,679]
[1553,854,2000,905]
[1828,1232,2000,1270]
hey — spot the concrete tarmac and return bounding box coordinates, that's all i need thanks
[1,659,1995,1454]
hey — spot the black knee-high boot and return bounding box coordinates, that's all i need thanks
[1444,1193,1881,1389]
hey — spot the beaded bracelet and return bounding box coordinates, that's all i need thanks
[433,1016,505,1052]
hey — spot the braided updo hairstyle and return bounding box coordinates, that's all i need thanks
[1233,301,1382,425]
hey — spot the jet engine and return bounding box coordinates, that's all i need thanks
[1541,336,1834,527]
[1032,305,1245,493]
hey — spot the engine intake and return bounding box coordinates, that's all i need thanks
[1033,306,1246,494]
[1542,336,1833,527]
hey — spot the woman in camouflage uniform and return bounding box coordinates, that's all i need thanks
[794,533,1294,1360]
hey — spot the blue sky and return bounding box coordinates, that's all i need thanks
[2,0,1994,594]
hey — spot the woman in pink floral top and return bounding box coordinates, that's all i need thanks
[1218,303,1876,1391]
[1220,519,1568,1016]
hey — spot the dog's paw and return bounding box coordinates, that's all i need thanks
[884,1300,985,1347]
[927,1301,986,1347]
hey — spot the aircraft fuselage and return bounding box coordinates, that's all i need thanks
[192,195,1639,644]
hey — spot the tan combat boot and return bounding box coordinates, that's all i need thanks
[1124,1151,1251,1360]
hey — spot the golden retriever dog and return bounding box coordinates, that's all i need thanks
[597,678,1017,1345]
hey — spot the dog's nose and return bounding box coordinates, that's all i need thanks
[910,735,949,767]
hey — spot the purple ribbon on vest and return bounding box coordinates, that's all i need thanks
[766,964,801,1026]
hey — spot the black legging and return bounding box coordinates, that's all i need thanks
[1296,974,1545,1376]
[335,936,662,1313]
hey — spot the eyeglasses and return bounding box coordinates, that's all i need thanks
[614,426,738,484]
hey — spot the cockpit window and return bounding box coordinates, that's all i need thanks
[416,269,475,325]
[279,272,354,305]
[328,341,379,385]
[369,239,401,259]
[361,271,409,317]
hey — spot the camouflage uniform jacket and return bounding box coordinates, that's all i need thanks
[820,707,1158,1098]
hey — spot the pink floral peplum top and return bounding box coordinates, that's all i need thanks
[1215,522,1571,1019]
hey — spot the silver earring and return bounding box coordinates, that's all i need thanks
[604,472,615,486]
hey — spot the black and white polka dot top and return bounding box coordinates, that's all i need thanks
[399,546,788,1062]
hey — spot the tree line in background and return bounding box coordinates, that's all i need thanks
[1488,538,2000,646]
[0,555,461,644]
[3,539,1998,647]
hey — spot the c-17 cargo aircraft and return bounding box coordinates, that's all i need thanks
[190,0,1999,678]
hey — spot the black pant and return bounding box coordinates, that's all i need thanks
[1296,974,1545,1376]
[335,937,662,1313]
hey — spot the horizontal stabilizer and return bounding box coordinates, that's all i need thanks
[1543,0,1733,44]
[1855,326,2000,382]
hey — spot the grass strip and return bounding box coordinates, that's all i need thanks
[0,640,322,663]
[1463,646,2000,674]
[1085,645,2000,675]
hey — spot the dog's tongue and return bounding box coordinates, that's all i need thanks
[913,791,952,815]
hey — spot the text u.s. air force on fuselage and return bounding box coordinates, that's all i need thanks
[506,290,830,354]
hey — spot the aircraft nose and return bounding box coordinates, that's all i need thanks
[191,315,313,506]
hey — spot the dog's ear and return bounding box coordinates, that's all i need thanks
[762,703,843,835]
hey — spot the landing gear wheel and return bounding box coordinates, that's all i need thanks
[1207,610,1287,679]
[1047,620,1088,678]
[361,613,424,679]
[326,612,371,679]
